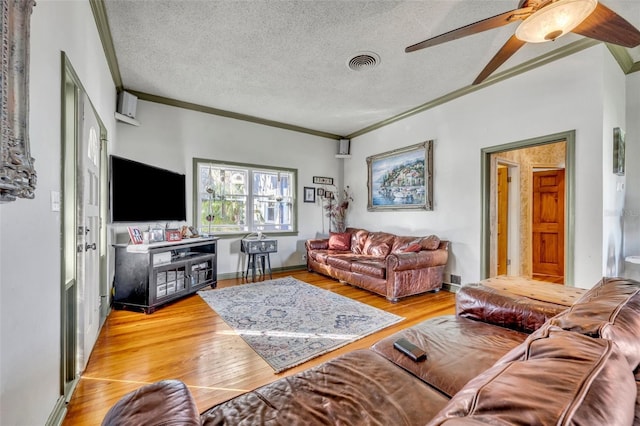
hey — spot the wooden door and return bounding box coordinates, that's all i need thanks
[532,169,565,281]
[497,167,508,275]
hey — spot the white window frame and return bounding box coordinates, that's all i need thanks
[193,158,298,236]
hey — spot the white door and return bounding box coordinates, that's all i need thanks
[76,93,102,369]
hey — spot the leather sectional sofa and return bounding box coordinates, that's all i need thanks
[102,277,640,425]
[306,227,449,301]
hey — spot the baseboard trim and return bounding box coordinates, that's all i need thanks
[45,396,67,426]
[443,282,461,293]
[217,264,307,281]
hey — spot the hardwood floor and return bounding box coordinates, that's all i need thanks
[62,270,455,425]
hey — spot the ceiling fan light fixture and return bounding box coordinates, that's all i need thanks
[515,0,598,43]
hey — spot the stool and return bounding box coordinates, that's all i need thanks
[245,252,272,282]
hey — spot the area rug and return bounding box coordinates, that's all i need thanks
[197,276,404,373]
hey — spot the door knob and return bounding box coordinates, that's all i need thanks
[85,243,97,251]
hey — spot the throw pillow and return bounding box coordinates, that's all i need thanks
[328,232,351,251]
[401,243,422,253]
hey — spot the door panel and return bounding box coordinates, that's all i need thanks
[77,93,102,370]
[497,167,508,275]
[532,169,565,280]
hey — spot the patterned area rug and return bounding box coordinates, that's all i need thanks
[198,276,404,373]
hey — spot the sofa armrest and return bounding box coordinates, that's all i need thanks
[306,239,329,250]
[456,283,567,334]
[386,249,448,272]
[102,380,200,426]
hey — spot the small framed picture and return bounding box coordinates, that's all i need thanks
[317,187,325,197]
[304,187,316,203]
[127,226,144,244]
[313,176,333,185]
[325,191,334,199]
[613,127,625,176]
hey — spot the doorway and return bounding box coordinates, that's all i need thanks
[532,168,565,283]
[60,53,108,402]
[481,131,575,285]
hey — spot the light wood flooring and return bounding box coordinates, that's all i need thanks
[62,270,456,425]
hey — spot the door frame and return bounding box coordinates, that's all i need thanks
[480,130,576,285]
[60,52,109,403]
[494,159,521,277]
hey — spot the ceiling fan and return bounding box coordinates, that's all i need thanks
[406,0,640,85]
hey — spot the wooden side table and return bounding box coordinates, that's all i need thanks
[241,238,277,282]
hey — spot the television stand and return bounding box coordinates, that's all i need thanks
[113,237,218,313]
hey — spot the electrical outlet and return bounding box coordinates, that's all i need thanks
[450,274,461,285]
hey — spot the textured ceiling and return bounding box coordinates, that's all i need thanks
[103,0,640,137]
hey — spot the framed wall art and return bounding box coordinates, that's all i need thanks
[303,187,316,203]
[367,140,433,211]
[313,176,333,185]
[1,0,37,202]
[613,127,625,176]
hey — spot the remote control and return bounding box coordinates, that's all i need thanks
[393,338,427,362]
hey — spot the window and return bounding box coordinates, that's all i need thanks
[194,159,297,235]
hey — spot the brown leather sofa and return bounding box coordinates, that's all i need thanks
[102,277,640,425]
[306,227,449,301]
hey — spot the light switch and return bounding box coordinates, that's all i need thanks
[51,190,60,211]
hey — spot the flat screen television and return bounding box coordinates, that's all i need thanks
[109,155,186,223]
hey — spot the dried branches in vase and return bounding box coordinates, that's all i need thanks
[324,186,353,233]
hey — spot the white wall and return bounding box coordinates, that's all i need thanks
[601,47,628,277]
[347,45,618,289]
[0,1,116,424]
[624,72,640,268]
[112,100,341,275]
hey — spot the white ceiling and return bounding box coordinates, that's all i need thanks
[103,0,640,137]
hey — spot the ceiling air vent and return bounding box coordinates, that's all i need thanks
[347,52,380,71]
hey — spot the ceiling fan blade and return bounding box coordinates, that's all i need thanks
[571,2,640,48]
[406,8,529,53]
[473,34,526,85]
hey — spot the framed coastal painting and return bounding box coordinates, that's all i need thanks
[367,140,433,211]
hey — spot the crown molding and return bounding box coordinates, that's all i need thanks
[127,90,342,140]
[89,0,123,90]
[90,4,638,141]
[606,44,640,74]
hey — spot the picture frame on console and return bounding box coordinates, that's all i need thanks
[367,140,433,211]
[127,226,144,244]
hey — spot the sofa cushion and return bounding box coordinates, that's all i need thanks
[635,368,640,426]
[371,316,526,397]
[351,260,386,279]
[420,235,441,250]
[310,250,352,264]
[201,350,450,425]
[326,255,357,271]
[456,283,567,333]
[391,236,416,253]
[362,232,395,256]
[349,228,369,254]
[102,380,200,426]
[328,232,351,251]
[429,328,637,426]
[546,277,640,369]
